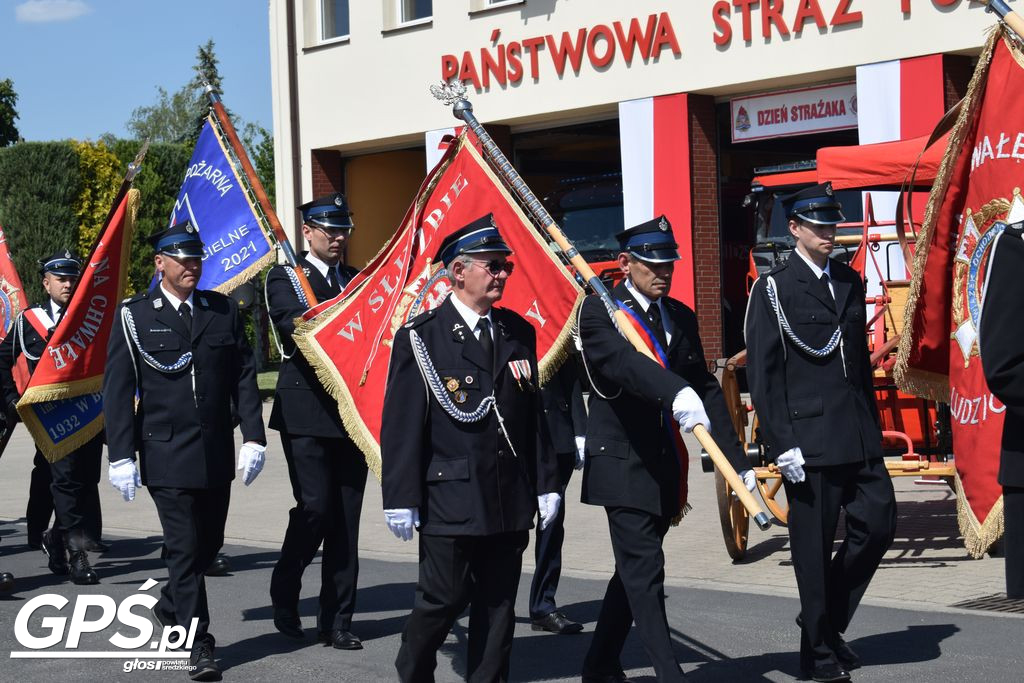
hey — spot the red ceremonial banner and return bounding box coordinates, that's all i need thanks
[896,30,1019,556]
[0,224,30,393]
[16,190,139,461]
[295,132,583,476]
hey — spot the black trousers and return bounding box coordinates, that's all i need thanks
[149,484,231,644]
[49,435,103,547]
[396,531,529,683]
[26,449,54,539]
[270,433,367,631]
[529,450,574,619]
[583,507,684,683]
[783,458,897,669]
[1004,486,1024,599]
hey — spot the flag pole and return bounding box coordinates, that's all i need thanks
[431,82,770,532]
[201,81,319,307]
[982,0,1024,38]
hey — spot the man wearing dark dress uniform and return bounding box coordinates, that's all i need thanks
[103,221,267,681]
[980,220,1024,600]
[578,216,754,683]
[745,183,897,682]
[0,250,103,584]
[267,193,367,650]
[381,216,560,682]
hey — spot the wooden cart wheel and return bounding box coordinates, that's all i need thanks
[715,464,749,560]
[749,414,789,525]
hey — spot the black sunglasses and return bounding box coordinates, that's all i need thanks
[471,259,514,276]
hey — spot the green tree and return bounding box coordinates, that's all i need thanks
[188,39,231,143]
[242,122,275,207]
[126,85,195,144]
[0,78,21,147]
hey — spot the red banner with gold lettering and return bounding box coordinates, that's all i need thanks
[295,132,583,477]
[16,190,138,462]
[896,29,1020,556]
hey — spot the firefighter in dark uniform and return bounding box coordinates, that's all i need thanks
[529,356,587,634]
[266,193,367,650]
[381,216,560,682]
[980,220,1024,600]
[103,221,267,682]
[0,250,104,584]
[578,216,754,683]
[745,183,897,683]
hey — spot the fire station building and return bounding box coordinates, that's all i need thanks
[268,0,993,359]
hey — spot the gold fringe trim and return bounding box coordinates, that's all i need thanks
[955,471,1005,558]
[213,249,276,295]
[894,27,1002,395]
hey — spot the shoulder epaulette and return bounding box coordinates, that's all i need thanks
[1005,221,1024,238]
[403,308,437,329]
[123,290,149,305]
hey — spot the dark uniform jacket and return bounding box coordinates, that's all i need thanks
[0,302,55,410]
[745,253,881,466]
[579,282,747,518]
[381,296,558,536]
[541,357,587,455]
[266,255,357,438]
[980,223,1024,487]
[102,287,266,489]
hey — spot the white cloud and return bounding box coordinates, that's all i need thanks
[15,0,92,23]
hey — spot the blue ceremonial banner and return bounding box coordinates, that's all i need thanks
[168,115,275,292]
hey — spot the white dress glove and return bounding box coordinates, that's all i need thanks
[109,458,141,502]
[574,436,586,471]
[672,386,711,434]
[237,442,266,486]
[384,507,420,541]
[537,492,562,531]
[776,447,806,483]
[740,469,757,492]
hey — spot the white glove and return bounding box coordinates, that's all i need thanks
[237,442,266,486]
[384,508,420,541]
[776,447,806,483]
[741,469,757,492]
[108,458,141,502]
[574,436,586,471]
[672,386,711,434]
[537,492,562,531]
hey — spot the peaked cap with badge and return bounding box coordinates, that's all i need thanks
[148,220,205,259]
[616,215,680,263]
[435,214,513,267]
[782,182,845,226]
[38,249,82,277]
[299,193,354,230]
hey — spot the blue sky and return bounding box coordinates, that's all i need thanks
[0,0,272,141]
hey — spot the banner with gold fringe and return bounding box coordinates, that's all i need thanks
[16,189,139,462]
[294,131,583,478]
[895,27,1020,556]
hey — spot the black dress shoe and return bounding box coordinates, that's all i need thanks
[68,550,99,585]
[318,629,363,650]
[41,530,69,576]
[581,672,634,683]
[531,610,583,634]
[84,539,110,553]
[273,607,304,639]
[189,639,221,681]
[205,555,231,577]
[803,662,850,682]
[0,572,14,593]
[831,639,861,671]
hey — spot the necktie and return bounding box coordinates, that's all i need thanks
[179,302,193,332]
[476,318,494,371]
[648,301,668,350]
[820,273,836,305]
[327,266,340,294]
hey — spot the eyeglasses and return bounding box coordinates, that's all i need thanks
[312,225,352,239]
[470,259,514,276]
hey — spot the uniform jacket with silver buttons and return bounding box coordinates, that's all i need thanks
[265,254,358,439]
[980,223,1024,488]
[102,288,266,489]
[745,253,881,467]
[380,295,559,536]
[0,302,54,410]
[579,282,747,518]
